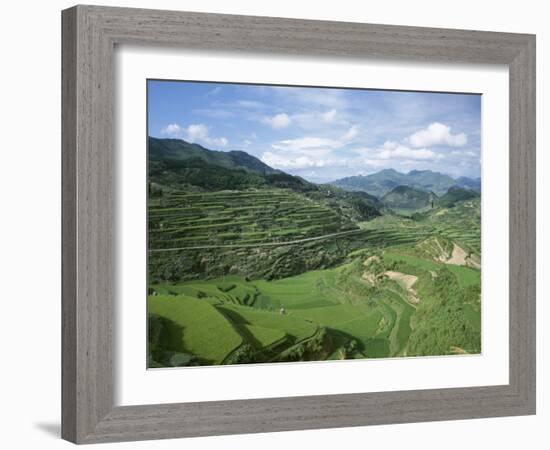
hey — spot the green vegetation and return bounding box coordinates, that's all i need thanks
[382,185,436,212]
[407,268,481,355]
[147,137,482,366]
[148,189,354,249]
[148,295,243,365]
[332,168,463,197]
[436,186,480,208]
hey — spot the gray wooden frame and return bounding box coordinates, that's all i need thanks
[61,4,536,444]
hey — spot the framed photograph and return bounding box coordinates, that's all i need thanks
[62,5,536,444]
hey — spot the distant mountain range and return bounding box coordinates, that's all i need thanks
[331,168,480,197]
[148,137,480,217]
[148,137,382,221]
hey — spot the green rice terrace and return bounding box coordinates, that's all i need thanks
[148,189,356,249]
[146,137,482,367]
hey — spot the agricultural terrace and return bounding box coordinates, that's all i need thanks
[148,189,356,249]
[361,199,481,255]
[148,237,480,366]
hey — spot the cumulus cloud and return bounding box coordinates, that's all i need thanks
[341,125,359,141]
[261,151,329,169]
[408,122,467,148]
[378,145,438,161]
[271,136,344,155]
[354,141,440,161]
[322,109,337,123]
[185,123,228,147]
[160,123,182,137]
[262,113,291,129]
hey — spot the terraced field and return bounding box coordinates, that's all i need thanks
[148,234,481,366]
[148,294,243,365]
[147,189,446,283]
[147,189,481,367]
[418,198,481,253]
[361,199,481,255]
[149,189,355,249]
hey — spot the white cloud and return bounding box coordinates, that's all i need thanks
[450,149,479,158]
[262,113,291,129]
[354,141,439,161]
[261,152,326,169]
[186,123,209,141]
[378,145,438,161]
[322,109,337,123]
[382,140,399,150]
[289,109,351,131]
[271,136,344,155]
[265,134,350,169]
[341,125,359,141]
[274,87,347,109]
[160,123,182,137]
[185,123,228,147]
[408,122,467,148]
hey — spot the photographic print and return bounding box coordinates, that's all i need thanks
[147,80,481,368]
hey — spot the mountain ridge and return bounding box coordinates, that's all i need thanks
[149,137,280,175]
[331,169,480,197]
[148,136,383,222]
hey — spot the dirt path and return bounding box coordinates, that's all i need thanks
[385,271,419,305]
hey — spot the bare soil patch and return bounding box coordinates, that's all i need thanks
[385,271,419,305]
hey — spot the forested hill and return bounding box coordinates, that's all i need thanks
[149,137,280,175]
[148,137,382,221]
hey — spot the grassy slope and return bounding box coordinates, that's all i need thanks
[149,256,427,361]
[383,251,480,288]
[147,295,243,364]
[148,191,481,364]
[407,268,481,355]
[149,242,481,362]
[217,303,318,343]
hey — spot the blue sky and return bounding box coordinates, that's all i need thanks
[148,80,481,183]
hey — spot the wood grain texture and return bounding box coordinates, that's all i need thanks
[61,7,77,443]
[61,4,536,444]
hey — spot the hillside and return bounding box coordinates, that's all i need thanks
[455,176,481,192]
[382,185,436,212]
[147,138,481,366]
[149,137,280,175]
[436,186,480,208]
[148,137,382,222]
[332,169,478,197]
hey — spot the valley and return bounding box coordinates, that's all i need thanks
[147,137,481,367]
